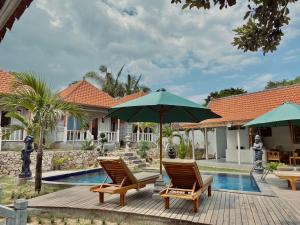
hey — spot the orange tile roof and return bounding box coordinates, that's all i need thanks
[59,80,116,108]
[0,70,15,93]
[182,84,300,129]
[114,92,146,106]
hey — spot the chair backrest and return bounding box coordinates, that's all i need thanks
[98,157,138,186]
[163,159,203,190]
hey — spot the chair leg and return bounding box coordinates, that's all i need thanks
[208,185,212,197]
[290,179,297,191]
[120,192,126,206]
[164,197,170,209]
[99,193,104,204]
[193,198,199,213]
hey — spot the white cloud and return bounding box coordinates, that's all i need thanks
[242,74,273,91]
[187,94,208,104]
[0,0,262,89]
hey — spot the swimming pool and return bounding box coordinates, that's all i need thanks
[43,168,260,192]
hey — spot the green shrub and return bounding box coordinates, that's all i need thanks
[81,139,95,150]
[52,156,68,170]
[266,162,279,172]
[138,141,150,158]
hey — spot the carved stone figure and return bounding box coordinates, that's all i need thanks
[252,134,264,173]
[19,135,34,179]
[167,146,176,159]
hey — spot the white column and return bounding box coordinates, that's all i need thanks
[191,128,195,160]
[237,126,241,165]
[137,124,140,142]
[117,119,120,142]
[205,128,208,160]
[63,114,68,143]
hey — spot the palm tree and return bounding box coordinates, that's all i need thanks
[124,74,151,95]
[0,72,87,192]
[84,65,125,97]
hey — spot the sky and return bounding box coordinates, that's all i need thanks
[0,0,300,104]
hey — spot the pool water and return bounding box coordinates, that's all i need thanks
[43,169,260,192]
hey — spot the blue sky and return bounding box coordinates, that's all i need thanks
[0,0,300,104]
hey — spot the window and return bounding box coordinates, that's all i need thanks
[67,116,81,130]
[259,127,272,137]
[252,127,272,137]
[293,125,300,143]
[1,111,11,127]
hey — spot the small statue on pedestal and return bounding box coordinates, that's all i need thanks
[19,135,34,179]
[252,134,264,174]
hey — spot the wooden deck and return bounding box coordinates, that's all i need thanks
[27,186,300,225]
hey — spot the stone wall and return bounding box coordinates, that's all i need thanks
[0,150,99,176]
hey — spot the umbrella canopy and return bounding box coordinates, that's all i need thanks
[244,102,300,166]
[109,89,219,123]
[244,102,300,127]
[107,89,220,173]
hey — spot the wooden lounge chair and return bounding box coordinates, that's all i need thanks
[160,159,213,212]
[274,171,300,191]
[90,157,159,206]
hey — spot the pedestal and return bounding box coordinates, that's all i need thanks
[152,175,166,199]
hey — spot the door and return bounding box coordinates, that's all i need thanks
[91,118,98,140]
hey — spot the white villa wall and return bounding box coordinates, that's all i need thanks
[226,128,249,150]
[177,128,219,156]
[119,122,132,141]
[226,127,254,163]
[263,126,300,151]
[216,127,227,159]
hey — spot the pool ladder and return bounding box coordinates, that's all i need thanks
[250,160,269,181]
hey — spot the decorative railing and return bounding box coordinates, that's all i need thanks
[0,127,24,141]
[132,133,157,143]
[67,130,87,141]
[99,131,118,142]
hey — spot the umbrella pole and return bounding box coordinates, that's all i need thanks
[160,111,163,174]
[288,121,296,166]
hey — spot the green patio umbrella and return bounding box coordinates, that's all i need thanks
[107,89,220,173]
[245,102,300,166]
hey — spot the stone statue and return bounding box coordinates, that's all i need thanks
[19,135,34,179]
[252,134,264,173]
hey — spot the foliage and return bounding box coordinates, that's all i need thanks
[171,0,297,54]
[97,132,108,156]
[84,64,150,98]
[135,122,157,132]
[266,162,279,172]
[204,88,247,105]
[52,156,69,170]
[0,176,65,205]
[162,125,173,138]
[265,76,300,89]
[0,72,87,192]
[124,74,151,95]
[138,141,150,158]
[81,139,95,150]
[177,138,192,159]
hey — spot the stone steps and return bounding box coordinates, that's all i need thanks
[107,150,147,168]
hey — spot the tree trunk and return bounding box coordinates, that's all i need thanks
[34,128,43,193]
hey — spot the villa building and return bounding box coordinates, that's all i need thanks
[183,84,300,164]
[0,71,156,150]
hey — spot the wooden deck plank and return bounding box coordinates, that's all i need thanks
[26,186,300,225]
[216,191,226,225]
[203,191,218,224]
[239,193,249,225]
[246,194,263,225]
